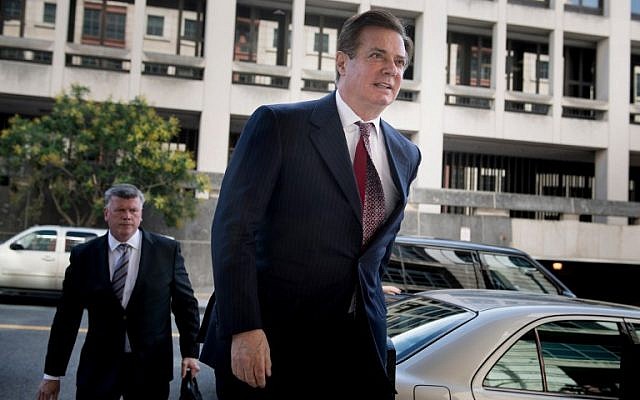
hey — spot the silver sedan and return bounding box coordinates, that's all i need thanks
[387,289,640,400]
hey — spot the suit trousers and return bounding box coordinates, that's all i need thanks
[76,353,170,400]
[214,313,394,400]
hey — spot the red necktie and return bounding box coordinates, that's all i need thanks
[354,122,386,246]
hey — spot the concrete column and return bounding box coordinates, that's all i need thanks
[549,0,564,142]
[493,0,507,138]
[417,1,447,190]
[49,0,70,95]
[289,0,306,101]
[128,0,146,100]
[595,0,630,225]
[198,0,236,173]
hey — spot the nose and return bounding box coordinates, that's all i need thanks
[382,58,402,77]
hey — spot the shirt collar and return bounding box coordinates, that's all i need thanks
[335,91,381,137]
[108,229,141,251]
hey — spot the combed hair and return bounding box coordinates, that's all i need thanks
[104,183,145,208]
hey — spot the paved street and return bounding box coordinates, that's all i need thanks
[0,297,217,400]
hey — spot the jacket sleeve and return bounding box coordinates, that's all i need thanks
[170,241,201,359]
[211,105,282,337]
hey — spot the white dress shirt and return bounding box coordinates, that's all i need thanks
[108,229,142,309]
[335,90,399,217]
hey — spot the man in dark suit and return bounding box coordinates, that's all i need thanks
[199,9,421,400]
[37,183,201,400]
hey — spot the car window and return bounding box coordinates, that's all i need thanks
[479,253,559,294]
[484,319,624,398]
[15,230,57,252]
[65,231,98,252]
[388,297,475,362]
[385,244,478,292]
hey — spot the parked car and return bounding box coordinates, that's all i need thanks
[387,289,640,400]
[0,225,106,296]
[384,236,575,297]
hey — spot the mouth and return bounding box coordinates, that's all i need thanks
[374,82,393,91]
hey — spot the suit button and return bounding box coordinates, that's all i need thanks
[123,315,127,320]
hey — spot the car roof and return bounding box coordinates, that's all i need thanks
[395,235,526,256]
[413,289,640,314]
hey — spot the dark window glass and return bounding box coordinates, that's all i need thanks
[387,297,475,361]
[634,0,640,16]
[564,46,596,99]
[506,39,549,95]
[485,319,624,397]
[479,253,559,294]
[105,12,125,40]
[448,31,492,88]
[2,0,22,20]
[234,4,291,66]
[147,15,164,36]
[83,8,101,37]
[43,2,56,23]
[183,18,201,40]
[65,231,98,252]
[313,32,328,53]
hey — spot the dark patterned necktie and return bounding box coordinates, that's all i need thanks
[112,243,130,303]
[354,122,386,246]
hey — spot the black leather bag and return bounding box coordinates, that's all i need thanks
[179,370,203,400]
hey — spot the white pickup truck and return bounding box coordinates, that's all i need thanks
[0,225,106,296]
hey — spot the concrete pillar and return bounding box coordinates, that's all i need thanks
[289,0,306,101]
[416,1,446,191]
[549,0,564,142]
[128,0,146,100]
[49,0,70,95]
[198,0,236,173]
[595,1,630,225]
[493,0,507,139]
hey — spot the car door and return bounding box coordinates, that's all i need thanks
[473,315,628,400]
[54,229,101,288]
[1,228,60,290]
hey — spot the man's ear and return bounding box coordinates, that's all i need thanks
[336,51,348,77]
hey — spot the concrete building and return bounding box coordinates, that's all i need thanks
[2,0,640,302]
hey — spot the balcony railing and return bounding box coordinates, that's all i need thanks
[142,62,204,80]
[232,72,289,89]
[505,100,550,115]
[445,94,492,109]
[562,106,605,120]
[65,54,130,72]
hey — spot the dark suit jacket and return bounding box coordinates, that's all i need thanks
[200,92,420,377]
[44,229,200,393]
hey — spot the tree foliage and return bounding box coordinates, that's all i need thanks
[0,85,210,228]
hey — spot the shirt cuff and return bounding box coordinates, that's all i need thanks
[43,374,60,380]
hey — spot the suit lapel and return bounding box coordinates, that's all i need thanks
[308,93,362,222]
[381,119,411,207]
[96,235,111,286]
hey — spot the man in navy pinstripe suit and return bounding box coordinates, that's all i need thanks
[200,9,421,400]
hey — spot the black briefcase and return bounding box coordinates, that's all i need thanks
[179,370,203,400]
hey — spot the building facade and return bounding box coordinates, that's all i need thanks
[2,0,640,299]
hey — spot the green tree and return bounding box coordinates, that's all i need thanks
[0,85,210,228]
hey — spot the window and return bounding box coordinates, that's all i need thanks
[234,4,291,66]
[43,2,56,24]
[565,0,603,14]
[14,230,57,252]
[485,319,624,397]
[506,39,549,95]
[479,253,559,294]
[564,45,596,99]
[2,0,22,20]
[448,31,492,88]
[384,244,479,292]
[147,15,164,36]
[82,3,127,48]
[634,0,640,19]
[183,18,201,41]
[304,13,346,72]
[313,32,328,53]
[65,231,98,252]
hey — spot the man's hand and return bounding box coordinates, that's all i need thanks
[231,329,272,388]
[36,379,60,400]
[181,357,201,379]
[383,285,401,295]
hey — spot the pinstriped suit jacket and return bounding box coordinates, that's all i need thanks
[200,92,420,374]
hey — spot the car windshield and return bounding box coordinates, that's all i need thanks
[388,296,475,361]
[479,253,559,294]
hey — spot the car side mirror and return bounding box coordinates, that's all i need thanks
[9,243,24,251]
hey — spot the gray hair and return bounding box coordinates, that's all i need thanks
[104,183,145,208]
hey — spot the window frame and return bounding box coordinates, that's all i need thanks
[447,31,493,88]
[81,2,127,48]
[43,2,56,24]
[146,14,164,37]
